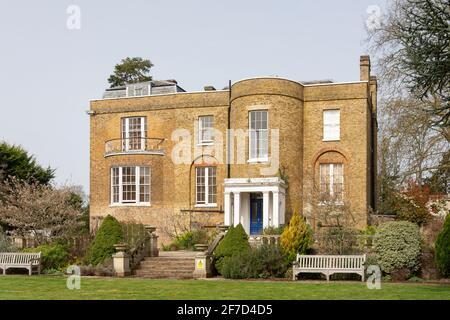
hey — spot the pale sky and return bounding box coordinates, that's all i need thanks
[0,0,386,194]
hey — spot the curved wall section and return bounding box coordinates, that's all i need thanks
[229,78,305,220]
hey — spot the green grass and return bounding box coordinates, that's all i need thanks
[0,276,449,300]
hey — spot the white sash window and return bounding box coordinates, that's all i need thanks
[111,166,151,205]
[249,110,268,161]
[121,117,147,151]
[198,115,214,145]
[319,163,344,202]
[196,167,217,206]
[323,109,340,141]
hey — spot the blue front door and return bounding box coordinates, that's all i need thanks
[250,196,263,235]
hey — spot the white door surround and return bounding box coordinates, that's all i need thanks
[223,177,286,235]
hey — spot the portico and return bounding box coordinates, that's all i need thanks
[223,177,286,235]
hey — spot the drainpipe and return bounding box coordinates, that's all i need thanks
[227,80,231,179]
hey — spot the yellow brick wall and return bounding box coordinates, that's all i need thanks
[90,76,377,242]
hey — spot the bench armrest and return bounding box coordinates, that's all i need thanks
[29,258,41,264]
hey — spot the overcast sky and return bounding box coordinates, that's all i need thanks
[0,0,386,194]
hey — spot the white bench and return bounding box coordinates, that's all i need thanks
[0,252,41,275]
[293,254,366,282]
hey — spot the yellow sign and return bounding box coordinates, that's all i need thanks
[196,259,204,270]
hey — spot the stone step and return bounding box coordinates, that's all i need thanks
[134,251,198,279]
[135,271,194,278]
[138,267,194,273]
[139,261,194,267]
[142,257,195,262]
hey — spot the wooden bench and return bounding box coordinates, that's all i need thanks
[0,252,41,275]
[293,254,366,282]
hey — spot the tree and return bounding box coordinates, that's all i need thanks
[280,212,312,263]
[0,142,54,185]
[0,178,85,243]
[368,0,450,127]
[107,57,153,87]
[376,95,448,214]
[435,214,450,277]
[424,149,450,194]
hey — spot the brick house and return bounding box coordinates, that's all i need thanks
[89,55,378,242]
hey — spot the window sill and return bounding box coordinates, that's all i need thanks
[322,138,340,142]
[197,142,214,146]
[247,158,270,164]
[195,204,218,208]
[110,203,151,207]
[318,201,344,206]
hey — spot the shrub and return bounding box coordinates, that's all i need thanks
[318,227,359,255]
[435,214,450,277]
[170,229,209,250]
[85,215,123,266]
[23,243,70,271]
[0,226,16,252]
[214,224,250,274]
[220,244,288,279]
[280,212,312,263]
[263,225,285,235]
[373,221,421,276]
[393,182,431,225]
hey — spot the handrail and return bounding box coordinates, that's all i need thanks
[129,237,147,270]
[206,226,229,256]
[105,137,166,156]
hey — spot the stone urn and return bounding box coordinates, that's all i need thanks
[144,225,157,234]
[113,243,129,253]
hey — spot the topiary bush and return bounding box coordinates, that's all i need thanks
[213,224,250,275]
[23,243,70,271]
[85,215,123,266]
[220,244,288,279]
[280,212,313,263]
[435,214,450,277]
[373,221,421,278]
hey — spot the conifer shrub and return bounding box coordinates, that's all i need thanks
[435,214,450,277]
[373,221,421,277]
[213,224,250,275]
[85,215,123,266]
[280,212,313,263]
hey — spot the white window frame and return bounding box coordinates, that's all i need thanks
[195,167,217,207]
[198,115,214,146]
[319,163,344,204]
[323,109,340,141]
[248,110,269,162]
[110,166,151,206]
[121,117,146,151]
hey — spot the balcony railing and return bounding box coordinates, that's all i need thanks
[104,137,165,157]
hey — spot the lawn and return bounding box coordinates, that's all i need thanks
[0,276,449,300]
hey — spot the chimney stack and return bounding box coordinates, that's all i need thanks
[360,55,371,81]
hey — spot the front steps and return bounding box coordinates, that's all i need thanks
[134,251,196,279]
